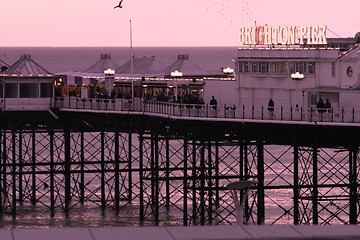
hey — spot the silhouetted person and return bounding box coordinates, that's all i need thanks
[316,98,325,113]
[268,98,274,119]
[325,98,331,113]
[210,96,217,109]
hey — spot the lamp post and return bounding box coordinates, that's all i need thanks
[302,90,305,109]
[291,72,305,109]
[171,70,183,102]
[223,67,234,78]
[104,68,115,97]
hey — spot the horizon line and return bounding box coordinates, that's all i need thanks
[0,45,241,48]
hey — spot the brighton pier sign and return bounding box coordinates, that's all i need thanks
[239,25,327,45]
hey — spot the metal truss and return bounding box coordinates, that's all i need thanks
[0,130,136,221]
[295,147,360,225]
[0,127,359,227]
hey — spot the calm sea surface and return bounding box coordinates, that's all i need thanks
[0,47,238,74]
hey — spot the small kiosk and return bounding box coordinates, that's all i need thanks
[0,54,57,111]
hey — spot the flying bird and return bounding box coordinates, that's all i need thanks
[114,0,124,9]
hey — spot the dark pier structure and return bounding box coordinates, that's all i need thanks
[0,107,359,226]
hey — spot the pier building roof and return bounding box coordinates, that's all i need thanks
[0,59,9,71]
[163,54,208,76]
[116,56,166,74]
[5,54,53,76]
[339,44,360,60]
[84,54,121,73]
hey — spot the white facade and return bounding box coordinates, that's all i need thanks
[234,44,360,110]
[0,54,57,111]
[203,78,237,106]
[0,77,55,111]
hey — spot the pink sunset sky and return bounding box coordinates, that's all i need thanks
[1,0,359,47]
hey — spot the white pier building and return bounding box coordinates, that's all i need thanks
[232,28,360,110]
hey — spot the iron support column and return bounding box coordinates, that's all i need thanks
[0,130,4,212]
[80,131,85,204]
[257,143,265,225]
[165,136,170,211]
[312,147,318,225]
[200,143,205,225]
[18,130,23,204]
[191,139,197,221]
[101,132,106,212]
[349,147,358,224]
[139,133,144,221]
[114,131,120,212]
[128,133,133,201]
[64,130,71,213]
[31,130,36,205]
[11,130,16,216]
[153,134,159,225]
[50,131,55,215]
[207,140,213,224]
[240,141,244,179]
[183,135,188,226]
[293,145,299,224]
[215,140,220,206]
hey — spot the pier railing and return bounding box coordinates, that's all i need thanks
[55,97,360,124]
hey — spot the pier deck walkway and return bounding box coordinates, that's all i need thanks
[54,97,360,125]
[1,225,360,240]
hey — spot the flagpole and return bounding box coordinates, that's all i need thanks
[130,19,134,105]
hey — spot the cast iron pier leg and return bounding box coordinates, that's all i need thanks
[101,132,106,212]
[139,133,144,222]
[31,130,36,206]
[18,130,23,204]
[312,147,318,225]
[50,131,55,216]
[183,135,188,226]
[115,131,120,213]
[257,143,265,225]
[128,133,133,201]
[80,131,85,205]
[293,145,299,224]
[349,147,358,224]
[11,130,16,216]
[64,130,71,214]
[207,140,213,224]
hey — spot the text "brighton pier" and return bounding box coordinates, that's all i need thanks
[239,25,327,46]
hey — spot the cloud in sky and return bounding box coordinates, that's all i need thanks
[1,0,359,47]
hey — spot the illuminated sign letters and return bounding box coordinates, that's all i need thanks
[239,25,327,45]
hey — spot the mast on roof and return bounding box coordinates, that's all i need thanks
[130,19,134,103]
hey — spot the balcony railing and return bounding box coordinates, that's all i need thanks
[54,97,360,124]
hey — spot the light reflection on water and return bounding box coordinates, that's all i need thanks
[0,205,172,228]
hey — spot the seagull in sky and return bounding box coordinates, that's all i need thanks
[114,0,124,9]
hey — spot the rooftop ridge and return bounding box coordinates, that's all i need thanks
[6,54,53,76]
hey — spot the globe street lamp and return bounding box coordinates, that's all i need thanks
[104,68,115,97]
[291,72,304,81]
[171,70,183,102]
[223,67,234,78]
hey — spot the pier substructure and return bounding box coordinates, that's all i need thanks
[0,111,359,226]
[0,129,136,216]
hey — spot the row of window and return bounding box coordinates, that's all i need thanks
[236,61,316,74]
[0,83,53,98]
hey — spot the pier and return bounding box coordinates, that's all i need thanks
[0,98,359,226]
